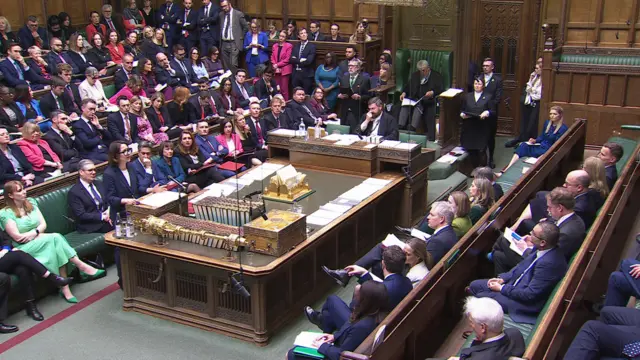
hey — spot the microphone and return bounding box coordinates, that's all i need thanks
[167,175,187,191]
[230,273,250,298]
[243,190,262,199]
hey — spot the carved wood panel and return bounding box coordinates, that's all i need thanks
[400,0,456,50]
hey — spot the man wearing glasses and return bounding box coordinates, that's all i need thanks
[71,98,109,162]
[468,221,567,324]
[17,16,49,53]
[46,38,79,75]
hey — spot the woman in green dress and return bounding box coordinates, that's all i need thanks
[447,191,473,238]
[468,177,495,225]
[0,181,105,303]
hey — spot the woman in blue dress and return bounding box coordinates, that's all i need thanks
[314,52,340,110]
[498,105,567,175]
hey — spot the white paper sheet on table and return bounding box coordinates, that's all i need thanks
[306,215,333,226]
[378,140,401,148]
[269,129,298,136]
[382,233,407,249]
[401,98,418,107]
[322,134,343,141]
[411,228,431,241]
[205,182,237,196]
[363,178,392,187]
[364,144,377,149]
[524,157,538,165]
[334,139,357,146]
[139,192,184,208]
[340,184,381,202]
[311,209,342,220]
[394,143,420,151]
[320,203,352,214]
[437,154,458,164]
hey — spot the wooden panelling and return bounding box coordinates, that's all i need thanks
[553,73,572,102]
[602,0,633,22]
[626,77,640,106]
[244,0,261,14]
[399,0,456,51]
[333,0,354,18]
[567,0,598,22]
[288,0,308,16]
[310,0,330,17]
[569,73,588,103]
[23,1,45,24]
[0,2,24,30]
[265,0,281,16]
[588,74,607,104]
[606,75,626,106]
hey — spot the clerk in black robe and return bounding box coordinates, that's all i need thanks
[460,78,494,168]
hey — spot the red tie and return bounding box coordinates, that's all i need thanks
[255,120,263,143]
[156,111,165,126]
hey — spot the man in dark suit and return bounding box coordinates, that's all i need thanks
[46,38,79,76]
[231,68,253,109]
[246,101,267,150]
[194,120,235,178]
[17,16,49,52]
[254,67,279,108]
[0,43,50,90]
[114,54,137,91]
[170,44,198,89]
[449,297,525,360]
[290,28,317,95]
[262,95,291,138]
[356,97,399,141]
[481,58,503,168]
[563,305,640,360]
[100,4,126,40]
[492,187,586,274]
[129,142,167,195]
[598,141,624,190]
[288,87,323,128]
[157,0,182,50]
[39,76,80,119]
[42,111,81,172]
[338,58,370,134]
[469,221,567,324]
[398,60,444,140]
[198,0,221,53]
[154,52,182,89]
[68,159,113,234]
[218,0,248,73]
[309,21,325,41]
[72,99,109,162]
[338,46,358,75]
[306,245,412,333]
[603,258,640,307]
[56,63,83,110]
[178,0,199,52]
[189,90,220,120]
[107,96,139,144]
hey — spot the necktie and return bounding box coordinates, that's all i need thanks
[13,61,23,80]
[209,98,218,115]
[239,84,249,99]
[185,9,189,21]
[178,61,188,76]
[167,4,172,15]
[107,19,115,31]
[277,45,282,61]
[421,77,427,85]
[275,115,280,127]
[123,114,131,140]
[623,342,640,357]
[255,120,263,143]
[513,253,538,286]
[302,104,314,118]
[299,42,306,58]
[224,13,231,39]
[205,5,210,17]
[350,76,356,87]
[56,96,63,110]
[89,183,104,211]
[65,85,73,101]
[59,54,67,64]
[156,111,165,126]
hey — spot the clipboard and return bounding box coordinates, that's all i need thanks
[292,346,325,359]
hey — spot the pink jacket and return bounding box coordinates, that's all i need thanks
[215,134,244,156]
[17,139,61,172]
[271,42,293,76]
[109,86,148,104]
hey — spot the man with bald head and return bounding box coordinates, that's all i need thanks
[154,53,181,88]
[114,54,136,90]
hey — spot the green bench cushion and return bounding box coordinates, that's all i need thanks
[607,136,638,175]
[103,84,116,99]
[34,185,75,235]
[560,54,640,66]
[496,158,531,193]
[64,231,106,259]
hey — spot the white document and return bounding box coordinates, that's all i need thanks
[382,233,408,249]
[132,60,139,67]
[438,88,464,98]
[105,105,120,112]
[320,203,352,214]
[451,146,466,155]
[401,98,418,107]
[306,215,333,226]
[276,165,298,183]
[324,120,340,125]
[363,178,392,187]
[139,192,184,208]
[378,140,401,148]
[310,209,341,220]
[437,154,458,164]
[219,70,233,80]
[205,182,237,196]
[522,166,530,174]
[236,177,254,186]
[322,133,343,141]
[154,83,167,92]
[504,227,527,256]
[524,157,538,165]
[364,144,377,149]
[269,128,298,137]
[294,331,322,349]
[410,228,431,241]
[394,143,420,151]
[334,139,357,146]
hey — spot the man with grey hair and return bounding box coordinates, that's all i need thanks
[468,221,567,324]
[100,4,125,40]
[443,297,525,359]
[398,59,444,140]
[425,201,458,263]
[42,110,81,172]
[68,159,112,234]
[338,58,370,133]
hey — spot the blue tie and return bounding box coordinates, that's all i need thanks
[13,61,24,80]
[89,184,104,211]
[623,342,640,357]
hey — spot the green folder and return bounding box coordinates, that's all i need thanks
[292,346,325,359]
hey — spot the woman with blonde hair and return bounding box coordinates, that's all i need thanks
[0,16,17,56]
[130,95,169,145]
[469,178,495,224]
[583,156,609,198]
[0,181,105,303]
[232,113,267,166]
[448,191,473,237]
[17,122,63,178]
[498,106,568,176]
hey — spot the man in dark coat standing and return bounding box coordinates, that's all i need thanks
[338,58,370,134]
[481,57,503,168]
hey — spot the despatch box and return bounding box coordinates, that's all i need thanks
[243,210,307,257]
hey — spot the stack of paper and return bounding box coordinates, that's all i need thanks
[437,154,458,164]
[524,157,538,165]
[307,209,342,226]
[319,203,352,214]
[438,88,464,98]
[382,233,407,249]
[378,140,401,148]
[363,178,392,187]
[394,143,420,151]
[504,227,528,256]
[334,139,357,146]
[269,129,298,137]
[451,146,466,155]
[294,332,322,349]
[410,228,431,241]
[139,192,184,208]
[204,182,237,197]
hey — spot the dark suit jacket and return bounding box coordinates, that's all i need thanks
[357,112,398,141]
[288,100,322,128]
[215,92,240,114]
[154,66,182,88]
[17,25,49,51]
[188,96,218,120]
[575,190,601,229]
[42,129,79,161]
[253,78,279,102]
[46,51,79,75]
[606,165,618,190]
[68,180,109,233]
[129,158,166,194]
[316,316,377,360]
[0,102,26,133]
[482,73,503,115]
[339,73,371,123]
[493,182,504,201]
[67,83,83,110]
[460,91,494,150]
[86,47,113,71]
[67,51,97,75]
[107,112,139,144]
[403,70,444,109]
[290,41,317,78]
[0,58,49,89]
[39,91,80,118]
[157,3,181,38]
[498,247,567,323]
[556,213,586,259]
[231,80,253,108]
[359,272,412,310]
[145,106,172,133]
[195,134,227,163]
[101,15,126,39]
[103,164,140,220]
[114,67,132,91]
[197,3,221,41]
[309,32,325,42]
[427,225,458,264]
[217,8,248,50]
[0,144,33,186]
[245,117,266,149]
[178,7,199,43]
[262,111,292,139]
[71,117,108,158]
[166,101,197,126]
[170,57,197,87]
[459,327,526,360]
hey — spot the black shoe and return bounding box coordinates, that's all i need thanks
[488,160,496,169]
[504,139,519,148]
[47,273,73,287]
[25,300,44,321]
[321,266,350,287]
[304,306,322,328]
[0,323,18,333]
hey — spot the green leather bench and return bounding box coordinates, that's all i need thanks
[560,54,640,66]
[391,49,453,104]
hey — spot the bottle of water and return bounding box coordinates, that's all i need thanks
[115,213,123,238]
[125,212,133,238]
[298,120,307,140]
[314,121,321,139]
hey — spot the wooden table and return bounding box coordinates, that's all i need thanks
[106,168,405,346]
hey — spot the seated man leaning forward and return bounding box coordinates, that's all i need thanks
[467,221,567,324]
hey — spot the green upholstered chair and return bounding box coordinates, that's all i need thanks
[391,49,453,104]
[326,124,350,135]
[399,132,427,148]
[103,83,117,99]
[607,136,638,175]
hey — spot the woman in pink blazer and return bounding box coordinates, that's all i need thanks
[215,118,244,159]
[17,122,62,176]
[109,75,148,104]
[271,30,293,101]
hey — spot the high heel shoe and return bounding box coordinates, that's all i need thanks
[80,268,106,282]
[47,273,74,287]
[25,300,44,321]
[59,290,78,304]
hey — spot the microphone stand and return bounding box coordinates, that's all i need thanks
[167,175,187,216]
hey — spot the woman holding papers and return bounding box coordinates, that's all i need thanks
[175,131,225,188]
[154,141,200,193]
[469,178,495,224]
[460,77,494,168]
[498,106,567,175]
[287,281,387,360]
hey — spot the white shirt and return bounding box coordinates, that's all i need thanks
[556,212,574,227]
[80,178,101,209]
[406,262,429,288]
[474,91,482,102]
[79,79,109,104]
[121,169,131,186]
[139,159,153,175]
[227,138,236,153]
[222,9,234,41]
[483,333,506,344]
[433,225,450,236]
[484,72,493,84]
[361,113,383,135]
[525,72,542,103]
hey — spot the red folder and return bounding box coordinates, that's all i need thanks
[219,161,244,172]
